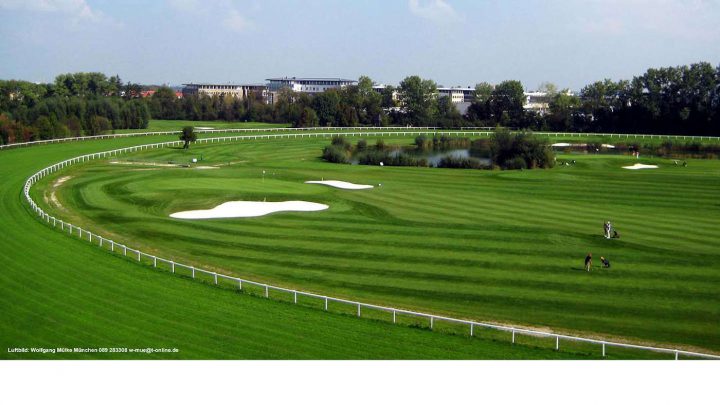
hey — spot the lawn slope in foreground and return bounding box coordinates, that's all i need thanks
[2,135,596,359]
[37,136,720,354]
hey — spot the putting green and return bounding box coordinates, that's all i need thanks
[33,135,720,354]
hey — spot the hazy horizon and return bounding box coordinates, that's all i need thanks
[1,0,719,91]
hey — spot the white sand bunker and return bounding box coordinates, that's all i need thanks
[623,163,659,170]
[170,201,328,219]
[305,180,374,190]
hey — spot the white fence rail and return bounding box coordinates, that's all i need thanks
[20,129,720,360]
[3,125,719,150]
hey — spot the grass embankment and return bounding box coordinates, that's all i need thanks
[2,133,599,359]
[35,134,720,355]
[110,120,290,134]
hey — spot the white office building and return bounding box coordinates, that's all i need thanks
[182,83,267,100]
[266,77,357,103]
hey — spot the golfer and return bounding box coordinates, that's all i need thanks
[585,253,593,272]
[600,256,611,268]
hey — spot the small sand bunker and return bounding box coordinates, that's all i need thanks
[305,180,374,190]
[47,176,72,209]
[623,163,659,170]
[54,176,72,187]
[170,201,328,219]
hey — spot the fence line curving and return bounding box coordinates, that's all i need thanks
[20,129,720,360]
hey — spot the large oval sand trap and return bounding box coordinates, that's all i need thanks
[623,163,659,170]
[305,180,374,190]
[170,201,328,219]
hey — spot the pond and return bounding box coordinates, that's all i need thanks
[352,148,491,167]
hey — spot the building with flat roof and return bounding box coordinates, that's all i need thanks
[266,77,357,103]
[181,83,267,100]
[436,87,475,115]
[267,77,357,93]
[438,87,475,103]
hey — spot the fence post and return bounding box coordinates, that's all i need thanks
[602,343,606,358]
[675,351,679,360]
[294,291,297,304]
[324,297,328,311]
[556,336,559,351]
[265,285,269,298]
[470,323,474,337]
[110,241,114,252]
[171,261,175,273]
[430,316,434,330]
[512,329,516,344]
[357,303,361,317]
[191,267,195,278]
[393,310,396,324]
[238,279,242,290]
[137,251,140,261]
[214,273,218,284]
[123,246,127,256]
[153,257,157,267]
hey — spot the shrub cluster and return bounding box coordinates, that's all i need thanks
[486,129,555,169]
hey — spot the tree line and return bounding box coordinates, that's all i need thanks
[0,72,150,144]
[2,62,719,145]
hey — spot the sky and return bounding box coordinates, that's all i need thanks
[1,0,719,91]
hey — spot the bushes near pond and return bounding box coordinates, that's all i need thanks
[488,129,555,169]
[322,135,353,163]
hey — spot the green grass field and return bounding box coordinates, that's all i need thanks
[28,133,720,356]
[2,132,628,360]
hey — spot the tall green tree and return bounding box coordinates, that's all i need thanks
[180,126,196,149]
[149,86,180,119]
[490,80,525,126]
[398,75,438,126]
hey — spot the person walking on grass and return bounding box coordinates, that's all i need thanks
[585,253,593,272]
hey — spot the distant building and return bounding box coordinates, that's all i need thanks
[266,77,357,103]
[181,83,267,100]
[523,91,550,114]
[437,87,475,103]
[524,90,574,115]
[434,87,473,115]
